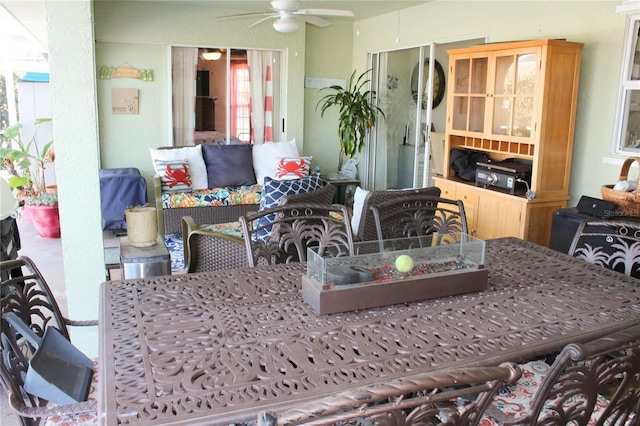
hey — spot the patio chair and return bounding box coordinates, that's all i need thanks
[182,184,336,272]
[353,186,442,242]
[256,363,521,426]
[0,256,98,426]
[568,219,640,278]
[240,203,354,266]
[482,323,640,425]
[369,194,468,246]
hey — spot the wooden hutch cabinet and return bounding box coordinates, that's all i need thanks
[433,39,583,246]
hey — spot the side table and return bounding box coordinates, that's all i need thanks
[119,236,170,279]
[323,175,360,205]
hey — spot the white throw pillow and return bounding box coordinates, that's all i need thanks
[351,186,370,235]
[252,139,299,185]
[150,145,208,190]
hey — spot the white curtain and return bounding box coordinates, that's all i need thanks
[247,50,274,144]
[172,47,198,147]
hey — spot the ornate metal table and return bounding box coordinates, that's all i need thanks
[98,238,640,425]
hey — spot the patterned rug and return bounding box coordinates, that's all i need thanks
[165,232,186,272]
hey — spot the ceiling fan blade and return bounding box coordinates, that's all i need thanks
[295,8,355,18]
[297,15,332,27]
[249,14,278,28]
[215,11,271,21]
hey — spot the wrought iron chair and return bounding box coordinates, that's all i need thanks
[256,363,521,426]
[568,219,640,278]
[369,194,468,246]
[353,186,442,242]
[240,203,354,267]
[182,184,336,272]
[0,256,98,426]
[483,324,640,425]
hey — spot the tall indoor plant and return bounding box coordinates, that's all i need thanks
[0,118,59,238]
[317,69,385,171]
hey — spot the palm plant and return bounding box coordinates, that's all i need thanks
[317,69,385,171]
[0,118,55,201]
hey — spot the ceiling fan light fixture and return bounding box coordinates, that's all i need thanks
[202,51,222,60]
[273,17,299,33]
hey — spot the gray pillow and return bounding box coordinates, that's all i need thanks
[202,144,257,188]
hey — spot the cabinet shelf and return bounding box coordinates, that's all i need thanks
[437,39,583,247]
[450,135,535,158]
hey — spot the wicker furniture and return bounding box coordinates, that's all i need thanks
[98,237,640,426]
[257,363,521,426]
[182,184,336,272]
[369,194,467,242]
[0,257,98,426]
[483,324,640,425]
[568,219,640,278]
[154,176,260,238]
[240,203,354,267]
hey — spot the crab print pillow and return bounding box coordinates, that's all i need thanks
[155,159,193,193]
[275,156,312,180]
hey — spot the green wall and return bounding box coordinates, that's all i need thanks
[48,0,629,356]
[346,1,628,204]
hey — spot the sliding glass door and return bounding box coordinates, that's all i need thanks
[364,39,484,191]
[171,46,283,146]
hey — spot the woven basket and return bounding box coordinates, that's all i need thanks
[601,157,640,217]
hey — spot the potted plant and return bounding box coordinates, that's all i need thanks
[0,118,59,238]
[317,69,385,172]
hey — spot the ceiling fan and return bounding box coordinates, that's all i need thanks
[216,0,355,33]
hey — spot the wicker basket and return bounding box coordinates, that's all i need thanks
[601,157,640,217]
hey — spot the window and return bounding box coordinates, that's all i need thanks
[613,7,640,154]
[231,62,250,142]
[171,46,283,147]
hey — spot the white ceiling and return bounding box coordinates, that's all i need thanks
[0,0,431,69]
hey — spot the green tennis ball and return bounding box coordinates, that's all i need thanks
[395,255,414,273]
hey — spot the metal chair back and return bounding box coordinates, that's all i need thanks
[568,219,640,278]
[240,203,354,267]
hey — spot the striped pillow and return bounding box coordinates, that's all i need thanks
[155,159,192,193]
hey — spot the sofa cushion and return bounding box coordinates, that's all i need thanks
[254,173,324,240]
[202,144,257,188]
[275,156,312,180]
[252,140,299,185]
[150,145,208,190]
[155,159,192,193]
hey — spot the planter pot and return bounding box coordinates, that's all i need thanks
[125,206,158,247]
[21,204,33,223]
[29,204,61,239]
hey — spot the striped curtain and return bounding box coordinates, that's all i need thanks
[247,50,274,144]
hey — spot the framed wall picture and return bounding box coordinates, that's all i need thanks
[112,88,139,115]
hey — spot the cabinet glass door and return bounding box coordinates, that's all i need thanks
[491,52,536,138]
[452,57,488,132]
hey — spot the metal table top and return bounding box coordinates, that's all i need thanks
[98,237,640,425]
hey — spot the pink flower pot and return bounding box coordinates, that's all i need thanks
[29,204,61,239]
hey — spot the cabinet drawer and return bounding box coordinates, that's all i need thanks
[435,179,457,199]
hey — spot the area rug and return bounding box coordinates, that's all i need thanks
[165,232,186,272]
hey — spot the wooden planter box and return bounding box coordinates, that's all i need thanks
[302,234,488,315]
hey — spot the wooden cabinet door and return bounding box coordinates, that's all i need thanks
[436,179,457,199]
[455,185,479,236]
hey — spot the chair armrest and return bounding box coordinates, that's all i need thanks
[258,363,521,426]
[185,228,247,273]
[153,176,165,239]
[64,318,98,327]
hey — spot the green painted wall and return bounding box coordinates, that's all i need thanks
[46,0,629,356]
[347,1,628,204]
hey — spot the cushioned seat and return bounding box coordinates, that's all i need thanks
[182,183,335,272]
